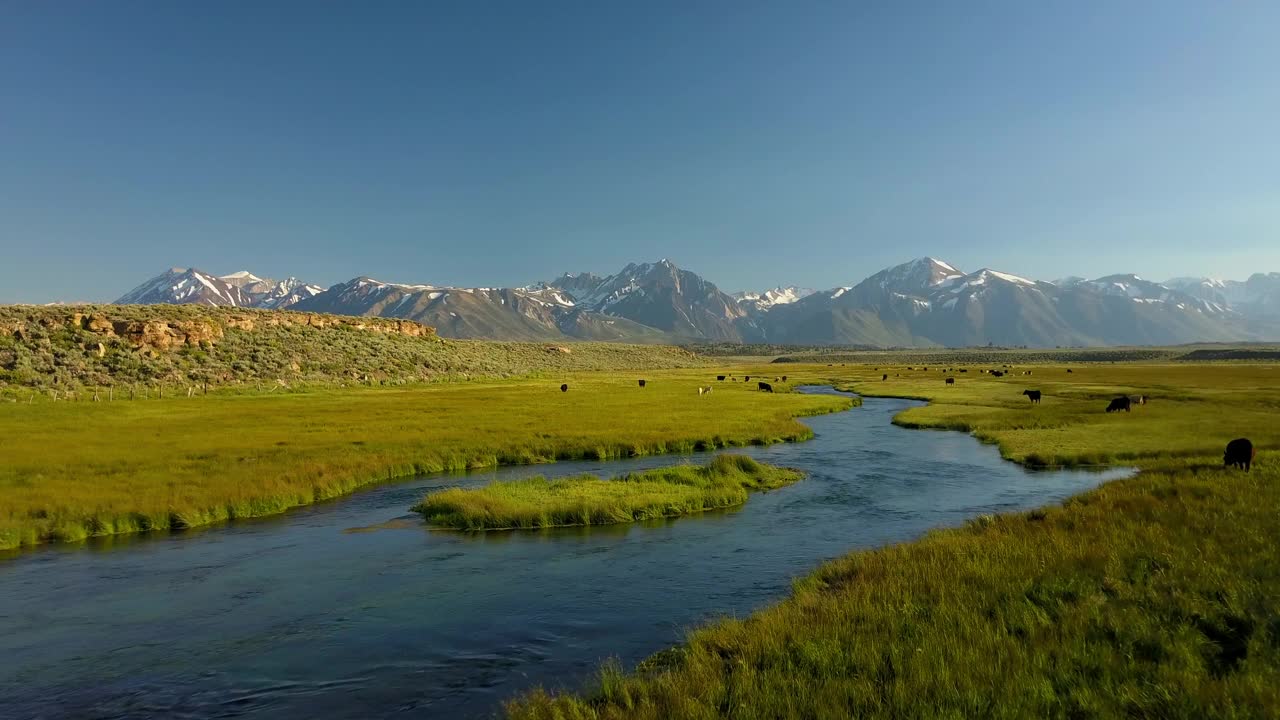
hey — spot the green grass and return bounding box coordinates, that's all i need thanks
[831,363,1280,467]
[504,361,1280,719]
[414,455,803,530]
[0,370,853,551]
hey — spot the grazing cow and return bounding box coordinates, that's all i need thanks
[960,369,968,373]
[758,382,773,393]
[782,376,787,382]
[923,367,928,371]
[560,384,568,392]
[991,371,1004,378]
[699,386,713,396]
[882,374,888,381]
[1224,438,1256,471]
[638,379,647,387]
[1023,389,1042,404]
[1066,369,1073,373]
[907,367,914,371]
[945,377,955,385]
[744,375,750,382]
[1106,397,1131,413]
[717,375,726,381]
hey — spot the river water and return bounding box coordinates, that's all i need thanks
[0,390,1130,719]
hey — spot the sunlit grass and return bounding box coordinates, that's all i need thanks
[0,370,852,550]
[505,361,1280,719]
[415,454,802,530]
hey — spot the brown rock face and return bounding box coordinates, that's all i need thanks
[83,315,117,335]
[1,320,25,340]
[113,319,223,350]
[224,315,256,331]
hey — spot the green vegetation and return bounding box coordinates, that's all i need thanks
[415,455,802,530]
[833,363,1280,467]
[0,370,852,551]
[506,361,1280,719]
[0,304,704,396]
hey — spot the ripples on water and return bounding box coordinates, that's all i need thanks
[0,390,1131,719]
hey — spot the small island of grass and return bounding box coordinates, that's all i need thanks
[413,454,802,530]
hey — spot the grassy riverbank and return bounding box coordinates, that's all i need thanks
[415,455,802,530]
[506,362,1280,719]
[0,371,851,551]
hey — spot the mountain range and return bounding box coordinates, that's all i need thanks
[109,259,1280,347]
[116,268,325,310]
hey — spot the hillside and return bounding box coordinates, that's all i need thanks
[0,305,705,396]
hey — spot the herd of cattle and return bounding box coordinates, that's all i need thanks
[560,374,788,396]
[877,364,1258,472]
[558,366,1259,472]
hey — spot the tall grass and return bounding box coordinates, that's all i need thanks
[0,371,852,551]
[507,457,1280,719]
[415,455,802,530]
[504,361,1280,718]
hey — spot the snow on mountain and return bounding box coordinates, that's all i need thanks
[545,259,746,340]
[110,257,1280,345]
[873,257,964,293]
[116,268,325,309]
[220,271,326,309]
[116,268,251,307]
[733,286,815,313]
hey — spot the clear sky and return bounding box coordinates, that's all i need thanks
[2,1,1278,303]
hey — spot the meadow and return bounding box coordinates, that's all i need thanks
[505,361,1280,719]
[0,370,850,551]
[414,454,802,530]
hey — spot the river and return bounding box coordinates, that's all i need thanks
[0,390,1131,719]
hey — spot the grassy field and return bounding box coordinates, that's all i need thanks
[505,361,1280,719]
[0,370,850,551]
[415,455,802,530]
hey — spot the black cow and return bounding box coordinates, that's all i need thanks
[882,374,888,381]
[1023,389,1041,404]
[1106,397,1131,413]
[744,376,750,382]
[638,379,647,387]
[758,382,773,393]
[991,370,1004,378]
[1066,369,1073,373]
[1224,438,1256,471]
[945,378,955,385]
[560,384,568,392]
[781,376,787,382]
[717,375,726,381]
[959,369,968,373]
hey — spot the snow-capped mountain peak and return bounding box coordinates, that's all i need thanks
[733,286,815,312]
[116,268,324,309]
[116,268,249,307]
[873,257,964,294]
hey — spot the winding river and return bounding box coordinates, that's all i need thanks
[0,390,1131,719]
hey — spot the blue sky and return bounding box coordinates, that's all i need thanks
[2,1,1277,303]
